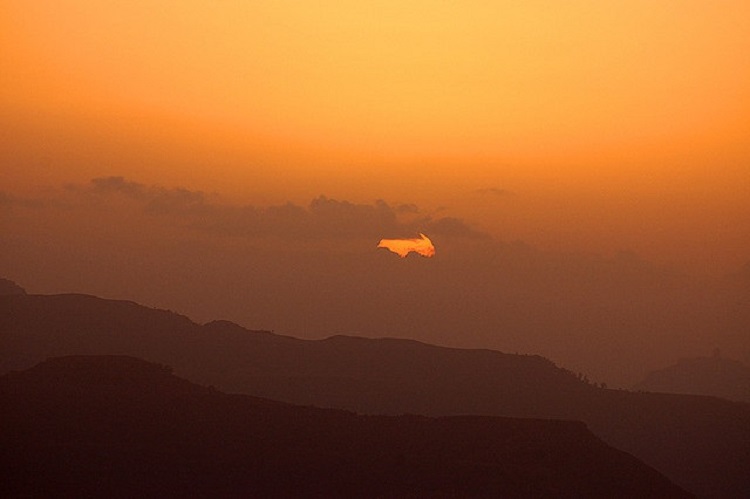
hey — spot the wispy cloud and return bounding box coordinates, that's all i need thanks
[20,177,490,241]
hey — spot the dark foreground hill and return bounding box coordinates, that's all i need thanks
[2,293,748,497]
[0,355,691,498]
[634,354,750,403]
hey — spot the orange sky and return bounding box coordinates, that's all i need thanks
[2,1,749,273]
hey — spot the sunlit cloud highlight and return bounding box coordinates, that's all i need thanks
[377,233,435,258]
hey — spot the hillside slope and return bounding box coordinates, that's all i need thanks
[634,355,750,403]
[2,293,748,497]
[0,355,691,498]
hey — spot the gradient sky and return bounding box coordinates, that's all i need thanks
[2,2,749,384]
[3,1,749,273]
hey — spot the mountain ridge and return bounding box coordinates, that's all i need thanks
[0,355,691,498]
[634,354,750,403]
[2,291,749,497]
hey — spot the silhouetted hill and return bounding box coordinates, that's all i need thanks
[634,354,750,403]
[0,355,691,498]
[0,278,25,296]
[1,293,748,497]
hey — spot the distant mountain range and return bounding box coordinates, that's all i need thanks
[634,354,750,403]
[0,355,691,498]
[1,283,749,497]
[0,277,26,296]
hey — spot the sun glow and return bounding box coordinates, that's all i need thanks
[377,233,435,259]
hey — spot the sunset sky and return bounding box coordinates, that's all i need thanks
[2,2,749,383]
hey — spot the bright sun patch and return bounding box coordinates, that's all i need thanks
[377,233,435,258]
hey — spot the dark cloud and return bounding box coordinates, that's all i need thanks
[424,216,489,239]
[145,188,212,217]
[307,196,400,238]
[0,191,55,210]
[88,176,148,198]
[57,177,490,241]
[395,203,420,214]
[76,176,213,217]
